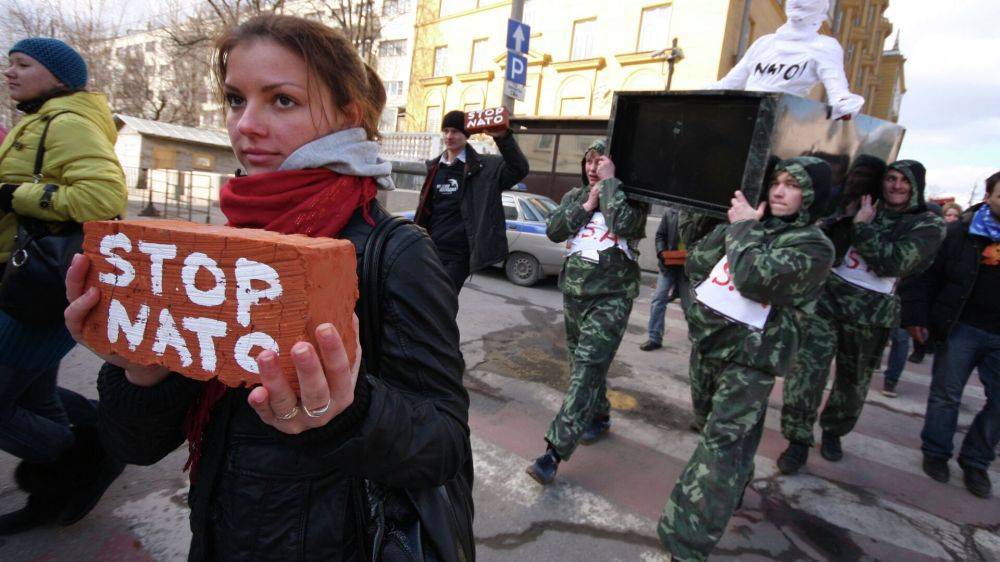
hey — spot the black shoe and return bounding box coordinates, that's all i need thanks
[56,425,126,526]
[0,495,62,536]
[639,340,662,351]
[579,416,611,445]
[922,455,950,483]
[959,461,992,498]
[777,442,810,475]
[526,448,560,485]
[880,379,898,398]
[907,351,925,364]
[820,433,843,462]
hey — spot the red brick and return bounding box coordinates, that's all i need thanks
[81,219,358,391]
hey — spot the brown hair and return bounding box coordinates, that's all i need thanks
[941,202,963,216]
[214,14,386,139]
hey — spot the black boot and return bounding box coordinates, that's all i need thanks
[57,424,126,526]
[921,455,950,483]
[579,416,611,445]
[958,460,992,498]
[0,460,66,536]
[526,446,560,485]
[820,432,843,462]
[777,442,810,475]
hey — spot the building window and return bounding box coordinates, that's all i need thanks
[384,80,404,97]
[637,4,672,52]
[522,0,537,27]
[379,39,406,58]
[145,41,156,53]
[425,106,442,132]
[570,19,597,60]
[845,43,855,64]
[433,46,449,76]
[382,0,409,18]
[833,6,844,34]
[470,38,490,72]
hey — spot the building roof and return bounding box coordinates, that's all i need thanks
[114,114,231,148]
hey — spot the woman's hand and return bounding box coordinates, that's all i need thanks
[64,254,171,387]
[596,156,615,181]
[247,317,362,435]
[854,195,877,224]
[728,191,765,224]
[582,184,601,212]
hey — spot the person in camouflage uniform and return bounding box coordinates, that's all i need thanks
[525,138,648,485]
[778,159,947,474]
[658,157,835,561]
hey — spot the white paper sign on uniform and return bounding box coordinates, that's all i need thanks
[694,256,772,331]
[831,246,897,294]
[565,212,633,262]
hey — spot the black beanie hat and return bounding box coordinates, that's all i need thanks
[441,110,467,137]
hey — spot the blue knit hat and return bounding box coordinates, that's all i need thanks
[9,37,88,90]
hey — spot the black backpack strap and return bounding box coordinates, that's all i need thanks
[32,111,71,184]
[359,214,414,378]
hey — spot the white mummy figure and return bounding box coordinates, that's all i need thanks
[710,0,865,120]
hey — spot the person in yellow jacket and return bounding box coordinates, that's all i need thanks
[0,37,126,535]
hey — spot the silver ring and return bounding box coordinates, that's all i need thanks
[303,399,332,418]
[276,405,300,421]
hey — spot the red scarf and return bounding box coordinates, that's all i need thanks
[182,168,376,479]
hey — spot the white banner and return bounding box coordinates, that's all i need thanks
[831,246,897,295]
[565,212,633,262]
[694,256,772,330]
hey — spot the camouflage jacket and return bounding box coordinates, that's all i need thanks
[820,164,946,328]
[684,158,835,376]
[547,177,648,298]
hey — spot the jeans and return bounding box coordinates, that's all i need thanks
[884,327,910,385]
[920,322,1000,470]
[646,270,677,345]
[0,365,97,462]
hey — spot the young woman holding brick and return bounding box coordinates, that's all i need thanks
[63,15,473,561]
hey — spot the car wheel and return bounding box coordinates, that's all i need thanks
[505,252,542,287]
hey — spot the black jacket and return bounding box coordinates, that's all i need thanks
[654,208,681,274]
[97,203,473,562]
[904,203,993,341]
[415,133,529,272]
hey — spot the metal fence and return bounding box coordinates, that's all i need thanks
[124,167,226,224]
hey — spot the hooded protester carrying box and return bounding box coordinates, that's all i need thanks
[606,90,904,218]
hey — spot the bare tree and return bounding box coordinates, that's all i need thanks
[308,0,381,64]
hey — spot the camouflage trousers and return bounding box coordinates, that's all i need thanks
[658,357,773,561]
[781,313,891,445]
[545,293,633,461]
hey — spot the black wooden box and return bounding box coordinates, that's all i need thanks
[606,90,906,218]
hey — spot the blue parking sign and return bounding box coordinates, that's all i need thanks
[505,51,528,86]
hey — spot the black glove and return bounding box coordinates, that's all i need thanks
[0,184,18,213]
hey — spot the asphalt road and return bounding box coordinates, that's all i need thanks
[1,268,998,561]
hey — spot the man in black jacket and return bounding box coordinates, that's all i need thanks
[415,110,529,294]
[907,170,1000,499]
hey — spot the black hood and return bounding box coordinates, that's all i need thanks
[887,159,928,213]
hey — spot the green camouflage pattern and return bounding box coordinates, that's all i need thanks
[780,160,945,444]
[546,178,648,299]
[661,158,835,560]
[545,292,632,460]
[780,300,891,444]
[683,164,835,377]
[657,360,773,562]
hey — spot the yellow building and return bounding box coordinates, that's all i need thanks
[404,0,905,131]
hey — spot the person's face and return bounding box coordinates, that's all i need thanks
[584,151,601,186]
[769,171,805,217]
[883,169,913,210]
[4,52,64,102]
[442,127,467,152]
[224,39,346,176]
[943,208,961,223]
[986,184,1000,219]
